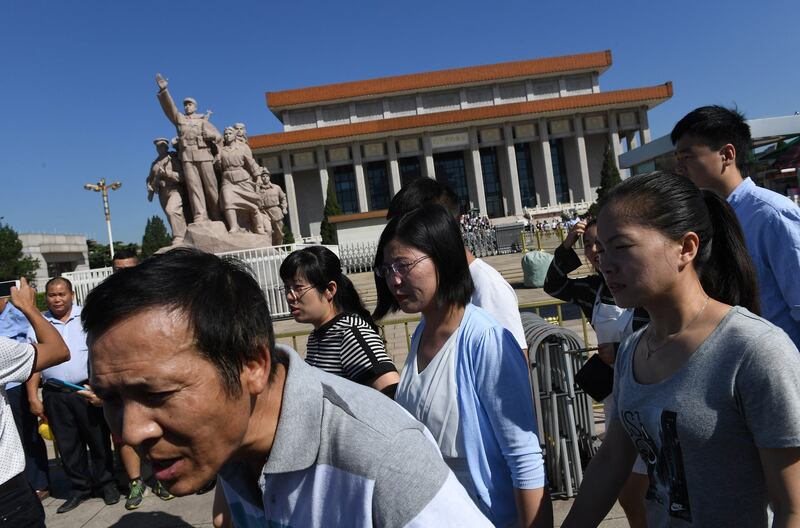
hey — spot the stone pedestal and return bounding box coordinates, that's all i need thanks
[164,221,272,254]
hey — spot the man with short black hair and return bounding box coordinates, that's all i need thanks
[107,250,177,509]
[111,249,139,272]
[25,277,119,513]
[83,248,491,527]
[672,105,800,348]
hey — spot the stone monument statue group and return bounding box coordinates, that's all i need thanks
[147,73,288,250]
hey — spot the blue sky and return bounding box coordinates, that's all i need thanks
[2,0,798,244]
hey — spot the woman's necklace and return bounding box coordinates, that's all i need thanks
[645,296,710,359]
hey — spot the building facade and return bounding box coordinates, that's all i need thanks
[249,50,672,238]
[19,233,90,286]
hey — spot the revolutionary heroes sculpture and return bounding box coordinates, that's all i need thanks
[146,138,188,243]
[257,170,288,245]
[217,127,264,234]
[151,74,290,246]
[156,74,222,223]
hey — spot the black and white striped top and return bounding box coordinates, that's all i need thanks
[306,313,397,385]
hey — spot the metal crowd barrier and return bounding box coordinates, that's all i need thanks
[522,312,598,499]
[339,241,379,274]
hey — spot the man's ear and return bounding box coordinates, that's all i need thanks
[241,344,271,396]
[720,143,736,168]
[677,231,700,271]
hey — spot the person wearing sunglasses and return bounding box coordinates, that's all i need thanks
[373,205,552,528]
[279,246,399,397]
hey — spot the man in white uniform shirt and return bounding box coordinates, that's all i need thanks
[0,278,69,526]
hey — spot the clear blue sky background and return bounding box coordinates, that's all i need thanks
[2,0,798,244]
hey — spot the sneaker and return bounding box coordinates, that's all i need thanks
[152,480,174,501]
[125,478,146,510]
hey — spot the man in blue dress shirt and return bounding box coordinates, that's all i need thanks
[672,105,800,348]
[25,277,119,513]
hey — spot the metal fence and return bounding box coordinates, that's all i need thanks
[339,241,379,273]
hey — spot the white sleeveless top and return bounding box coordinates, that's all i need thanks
[395,328,474,490]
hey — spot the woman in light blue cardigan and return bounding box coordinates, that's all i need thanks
[373,204,551,528]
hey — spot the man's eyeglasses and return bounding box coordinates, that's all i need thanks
[282,284,315,300]
[373,255,430,279]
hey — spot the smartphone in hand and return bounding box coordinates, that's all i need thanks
[44,378,86,393]
[0,280,20,299]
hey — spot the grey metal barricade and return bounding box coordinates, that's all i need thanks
[524,313,598,498]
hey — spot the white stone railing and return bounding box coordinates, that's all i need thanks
[61,267,113,306]
[522,201,591,218]
[63,243,338,319]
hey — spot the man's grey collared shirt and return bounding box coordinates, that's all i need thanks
[218,347,491,527]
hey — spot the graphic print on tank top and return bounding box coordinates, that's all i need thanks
[621,407,691,522]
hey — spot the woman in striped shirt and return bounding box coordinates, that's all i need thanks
[279,246,399,397]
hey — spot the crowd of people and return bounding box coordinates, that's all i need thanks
[1,103,799,528]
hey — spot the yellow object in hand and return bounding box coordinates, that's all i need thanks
[38,421,54,441]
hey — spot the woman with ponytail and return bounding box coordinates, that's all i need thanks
[563,171,800,527]
[279,246,399,396]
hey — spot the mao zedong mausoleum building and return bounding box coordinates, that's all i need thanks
[248,50,672,240]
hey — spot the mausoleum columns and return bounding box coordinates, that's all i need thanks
[502,124,523,215]
[467,129,488,216]
[422,134,435,179]
[316,146,329,199]
[352,142,369,212]
[608,111,628,178]
[280,151,301,238]
[573,117,593,202]
[386,137,402,196]
[638,107,651,144]
[537,119,558,206]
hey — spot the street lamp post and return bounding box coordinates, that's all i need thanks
[84,178,122,259]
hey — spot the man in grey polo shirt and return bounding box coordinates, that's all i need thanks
[82,248,491,527]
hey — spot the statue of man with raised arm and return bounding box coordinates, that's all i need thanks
[155,73,222,223]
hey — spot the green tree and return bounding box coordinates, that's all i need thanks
[87,239,110,269]
[320,178,341,245]
[588,143,623,217]
[141,216,172,257]
[282,223,295,245]
[87,240,140,268]
[0,222,39,281]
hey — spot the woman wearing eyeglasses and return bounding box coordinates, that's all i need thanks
[373,204,552,528]
[279,246,399,397]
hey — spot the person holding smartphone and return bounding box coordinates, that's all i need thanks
[1,285,51,501]
[24,277,120,514]
[0,278,70,526]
